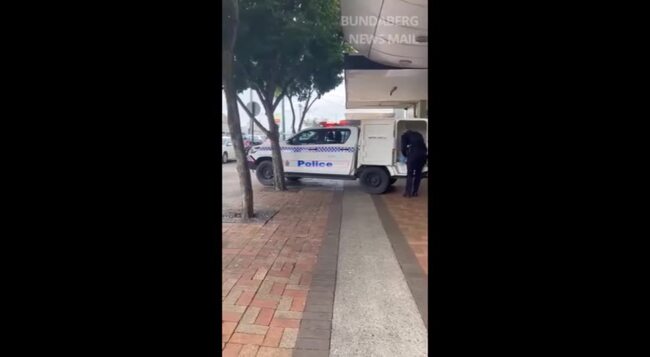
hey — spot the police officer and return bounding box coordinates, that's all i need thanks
[401,130,428,197]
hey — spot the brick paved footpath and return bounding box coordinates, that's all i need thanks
[380,180,428,275]
[222,180,429,356]
[222,188,335,357]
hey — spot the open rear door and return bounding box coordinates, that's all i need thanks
[358,122,394,167]
[395,119,429,174]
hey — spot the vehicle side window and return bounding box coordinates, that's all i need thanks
[321,129,351,144]
[338,129,351,144]
[293,130,320,145]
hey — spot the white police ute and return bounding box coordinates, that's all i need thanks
[247,118,428,194]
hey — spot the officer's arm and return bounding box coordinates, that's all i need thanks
[401,133,409,156]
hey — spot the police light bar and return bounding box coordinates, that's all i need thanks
[340,119,360,126]
[318,120,359,127]
[318,119,361,128]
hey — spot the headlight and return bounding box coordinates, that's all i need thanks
[249,146,258,154]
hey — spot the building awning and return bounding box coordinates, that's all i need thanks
[341,0,428,109]
[344,60,427,109]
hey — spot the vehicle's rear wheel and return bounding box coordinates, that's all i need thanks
[359,167,391,194]
[255,160,274,186]
[222,152,228,163]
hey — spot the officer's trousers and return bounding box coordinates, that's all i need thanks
[405,152,427,196]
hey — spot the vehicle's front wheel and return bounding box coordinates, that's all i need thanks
[255,160,274,186]
[222,152,228,163]
[389,178,398,185]
[358,167,391,194]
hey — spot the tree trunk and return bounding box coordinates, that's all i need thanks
[236,95,270,139]
[288,96,297,134]
[265,112,287,191]
[223,0,254,219]
[250,88,287,192]
[298,90,317,132]
[297,91,311,132]
[298,107,309,131]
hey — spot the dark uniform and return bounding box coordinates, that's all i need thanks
[401,130,428,197]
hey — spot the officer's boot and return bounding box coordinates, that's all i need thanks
[404,172,413,197]
[412,171,422,197]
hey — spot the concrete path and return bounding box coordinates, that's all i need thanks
[330,183,428,357]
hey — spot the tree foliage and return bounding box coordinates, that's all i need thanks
[233,0,346,189]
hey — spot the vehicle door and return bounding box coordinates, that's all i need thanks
[358,123,393,166]
[317,128,357,175]
[283,129,323,174]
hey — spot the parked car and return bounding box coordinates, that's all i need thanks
[243,134,265,145]
[243,134,265,153]
[222,137,236,163]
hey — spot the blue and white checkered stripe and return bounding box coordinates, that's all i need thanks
[257,146,356,153]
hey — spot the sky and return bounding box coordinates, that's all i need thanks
[222,81,347,131]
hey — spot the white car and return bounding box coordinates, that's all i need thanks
[222,137,236,163]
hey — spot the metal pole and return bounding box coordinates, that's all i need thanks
[281,96,285,140]
[249,88,254,137]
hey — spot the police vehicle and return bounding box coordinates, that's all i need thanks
[247,118,428,194]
